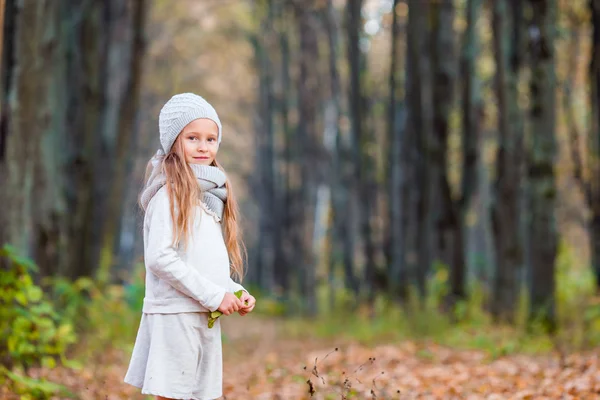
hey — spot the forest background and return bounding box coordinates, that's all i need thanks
[1,0,600,398]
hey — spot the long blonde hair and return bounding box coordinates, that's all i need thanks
[142,137,246,281]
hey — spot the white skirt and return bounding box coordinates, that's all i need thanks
[124,312,223,400]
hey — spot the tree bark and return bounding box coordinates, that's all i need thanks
[97,0,147,284]
[491,0,525,322]
[273,1,293,295]
[253,0,277,293]
[460,0,484,297]
[406,0,435,298]
[0,0,18,258]
[526,0,557,331]
[589,0,600,293]
[323,0,357,309]
[343,0,365,301]
[295,0,322,315]
[431,0,464,302]
[387,0,408,299]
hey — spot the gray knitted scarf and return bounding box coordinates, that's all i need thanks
[140,151,228,220]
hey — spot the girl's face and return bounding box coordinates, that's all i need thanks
[179,118,219,165]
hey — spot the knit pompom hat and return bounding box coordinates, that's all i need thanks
[158,93,222,154]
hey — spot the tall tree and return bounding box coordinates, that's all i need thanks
[98,0,147,283]
[323,0,359,307]
[272,1,294,295]
[405,0,435,297]
[491,0,525,321]
[294,0,322,315]
[387,0,408,298]
[252,0,277,293]
[454,0,481,303]
[430,0,470,303]
[527,0,558,330]
[587,0,600,292]
[344,0,367,301]
[346,0,379,304]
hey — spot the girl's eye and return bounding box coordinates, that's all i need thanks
[188,136,198,141]
[208,138,215,142]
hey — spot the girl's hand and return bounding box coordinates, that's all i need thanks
[238,292,256,316]
[218,292,243,316]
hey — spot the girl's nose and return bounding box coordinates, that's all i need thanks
[198,141,208,151]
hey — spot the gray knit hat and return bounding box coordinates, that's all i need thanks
[158,93,222,154]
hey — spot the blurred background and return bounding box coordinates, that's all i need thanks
[1,0,600,398]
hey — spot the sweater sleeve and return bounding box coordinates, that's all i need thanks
[144,190,227,312]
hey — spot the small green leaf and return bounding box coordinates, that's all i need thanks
[15,292,27,306]
[41,356,56,369]
[27,286,43,303]
[30,302,53,315]
[207,291,247,329]
[60,355,83,370]
[56,324,73,338]
[74,277,94,292]
[7,335,17,352]
[13,316,31,332]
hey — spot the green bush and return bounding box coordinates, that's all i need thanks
[281,249,600,355]
[0,244,76,398]
[43,263,145,359]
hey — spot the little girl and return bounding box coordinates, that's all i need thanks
[124,93,256,400]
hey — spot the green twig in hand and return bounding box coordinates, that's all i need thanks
[208,289,247,328]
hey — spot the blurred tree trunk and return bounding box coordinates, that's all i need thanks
[0,0,42,259]
[97,0,147,284]
[406,0,435,297]
[345,0,365,300]
[387,0,409,299]
[491,0,525,322]
[563,1,600,296]
[253,0,276,293]
[589,0,600,293]
[456,0,481,302]
[295,0,322,315]
[62,0,110,279]
[346,0,378,304]
[273,1,293,295]
[403,0,420,294]
[0,0,6,78]
[431,0,464,302]
[324,0,358,308]
[526,0,557,331]
[0,0,16,259]
[284,3,305,306]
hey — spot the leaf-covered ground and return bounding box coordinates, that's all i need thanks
[3,316,600,399]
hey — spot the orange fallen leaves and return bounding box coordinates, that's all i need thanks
[2,317,599,399]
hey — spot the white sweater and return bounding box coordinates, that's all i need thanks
[142,187,246,314]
